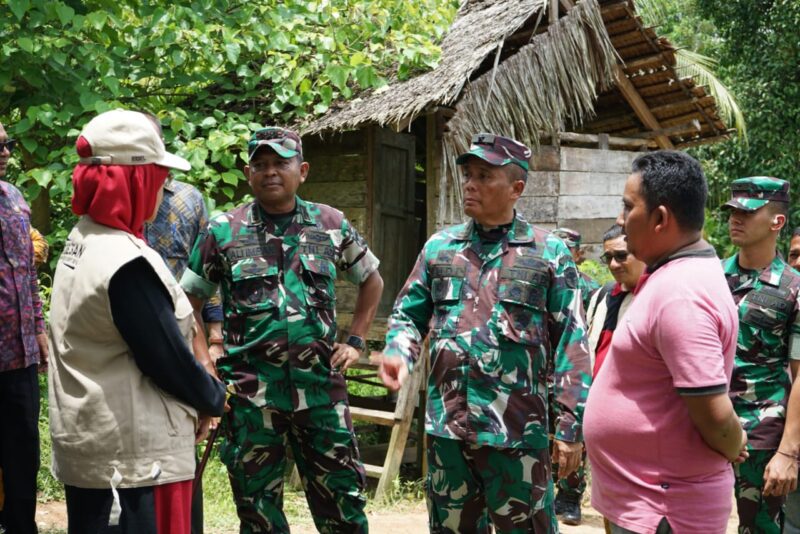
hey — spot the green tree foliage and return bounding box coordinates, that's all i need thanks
[637,0,799,255]
[1,0,458,263]
[692,0,800,254]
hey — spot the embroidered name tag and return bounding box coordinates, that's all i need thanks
[500,266,548,285]
[749,289,792,314]
[299,243,335,260]
[430,264,466,278]
[228,246,265,261]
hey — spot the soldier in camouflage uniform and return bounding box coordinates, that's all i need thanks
[181,127,384,533]
[549,228,595,526]
[552,228,600,311]
[722,177,800,534]
[377,133,592,533]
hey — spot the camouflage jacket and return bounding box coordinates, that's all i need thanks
[578,271,600,311]
[384,215,592,449]
[181,196,379,412]
[723,254,800,450]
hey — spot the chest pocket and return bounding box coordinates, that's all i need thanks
[742,285,793,333]
[430,264,465,335]
[497,258,549,345]
[229,257,280,315]
[299,230,338,309]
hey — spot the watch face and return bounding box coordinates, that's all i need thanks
[347,335,365,350]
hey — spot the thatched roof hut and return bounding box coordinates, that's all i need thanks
[297,0,730,322]
[298,0,732,493]
[306,0,617,139]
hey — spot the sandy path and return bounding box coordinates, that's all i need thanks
[37,498,740,533]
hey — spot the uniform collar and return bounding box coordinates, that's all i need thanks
[454,212,535,244]
[726,252,785,286]
[756,254,785,287]
[163,179,177,195]
[247,196,315,227]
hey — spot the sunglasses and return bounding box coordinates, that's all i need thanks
[472,133,497,146]
[600,251,629,265]
[251,129,299,152]
[0,139,16,153]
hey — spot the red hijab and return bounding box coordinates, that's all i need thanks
[71,136,168,238]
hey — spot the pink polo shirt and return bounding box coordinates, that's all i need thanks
[584,249,738,534]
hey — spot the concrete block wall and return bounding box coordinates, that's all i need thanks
[519,146,639,258]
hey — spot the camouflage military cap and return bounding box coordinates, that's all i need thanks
[722,176,789,212]
[455,133,531,171]
[553,228,581,248]
[248,127,303,161]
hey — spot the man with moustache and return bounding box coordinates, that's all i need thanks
[0,122,48,534]
[721,177,800,533]
[584,150,745,534]
[586,224,647,376]
[378,133,591,533]
[181,127,383,533]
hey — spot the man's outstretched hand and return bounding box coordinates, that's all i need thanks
[376,353,408,392]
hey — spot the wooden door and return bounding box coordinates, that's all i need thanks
[370,127,418,317]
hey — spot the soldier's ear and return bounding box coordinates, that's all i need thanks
[510,178,525,199]
[299,161,310,183]
[772,213,786,231]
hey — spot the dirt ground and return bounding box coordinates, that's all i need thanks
[36,498,740,533]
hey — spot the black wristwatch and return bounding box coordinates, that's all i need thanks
[345,334,366,351]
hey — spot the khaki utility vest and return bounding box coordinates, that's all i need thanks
[49,217,197,489]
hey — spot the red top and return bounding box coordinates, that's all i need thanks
[72,136,168,238]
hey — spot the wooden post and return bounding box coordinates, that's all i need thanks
[549,0,559,24]
[426,111,444,237]
[598,133,610,150]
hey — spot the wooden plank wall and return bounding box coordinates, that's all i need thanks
[301,131,370,320]
[518,146,640,258]
[301,131,370,238]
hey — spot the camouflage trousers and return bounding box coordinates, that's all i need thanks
[548,404,585,497]
[426,435,557,534]
[219,398,368,533]
[549,441,586,497]
[733,448,784,534]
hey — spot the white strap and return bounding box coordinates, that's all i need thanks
[108,468,123,526]
[149,461,162,480]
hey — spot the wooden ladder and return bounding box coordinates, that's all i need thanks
[346,347,426,500]
[286,342,427,502]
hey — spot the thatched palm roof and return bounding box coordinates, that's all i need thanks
[304,0,617,137]
[303,0,730,226]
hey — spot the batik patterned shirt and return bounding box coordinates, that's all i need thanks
[145,180,222,321]
[0,181,44,371]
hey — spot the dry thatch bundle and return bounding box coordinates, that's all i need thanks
[304,0,543,135]
[304,0,618,225]
[439,0,617,224]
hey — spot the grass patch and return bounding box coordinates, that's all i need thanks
[35,371,425,533]
[37,375,65,503]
